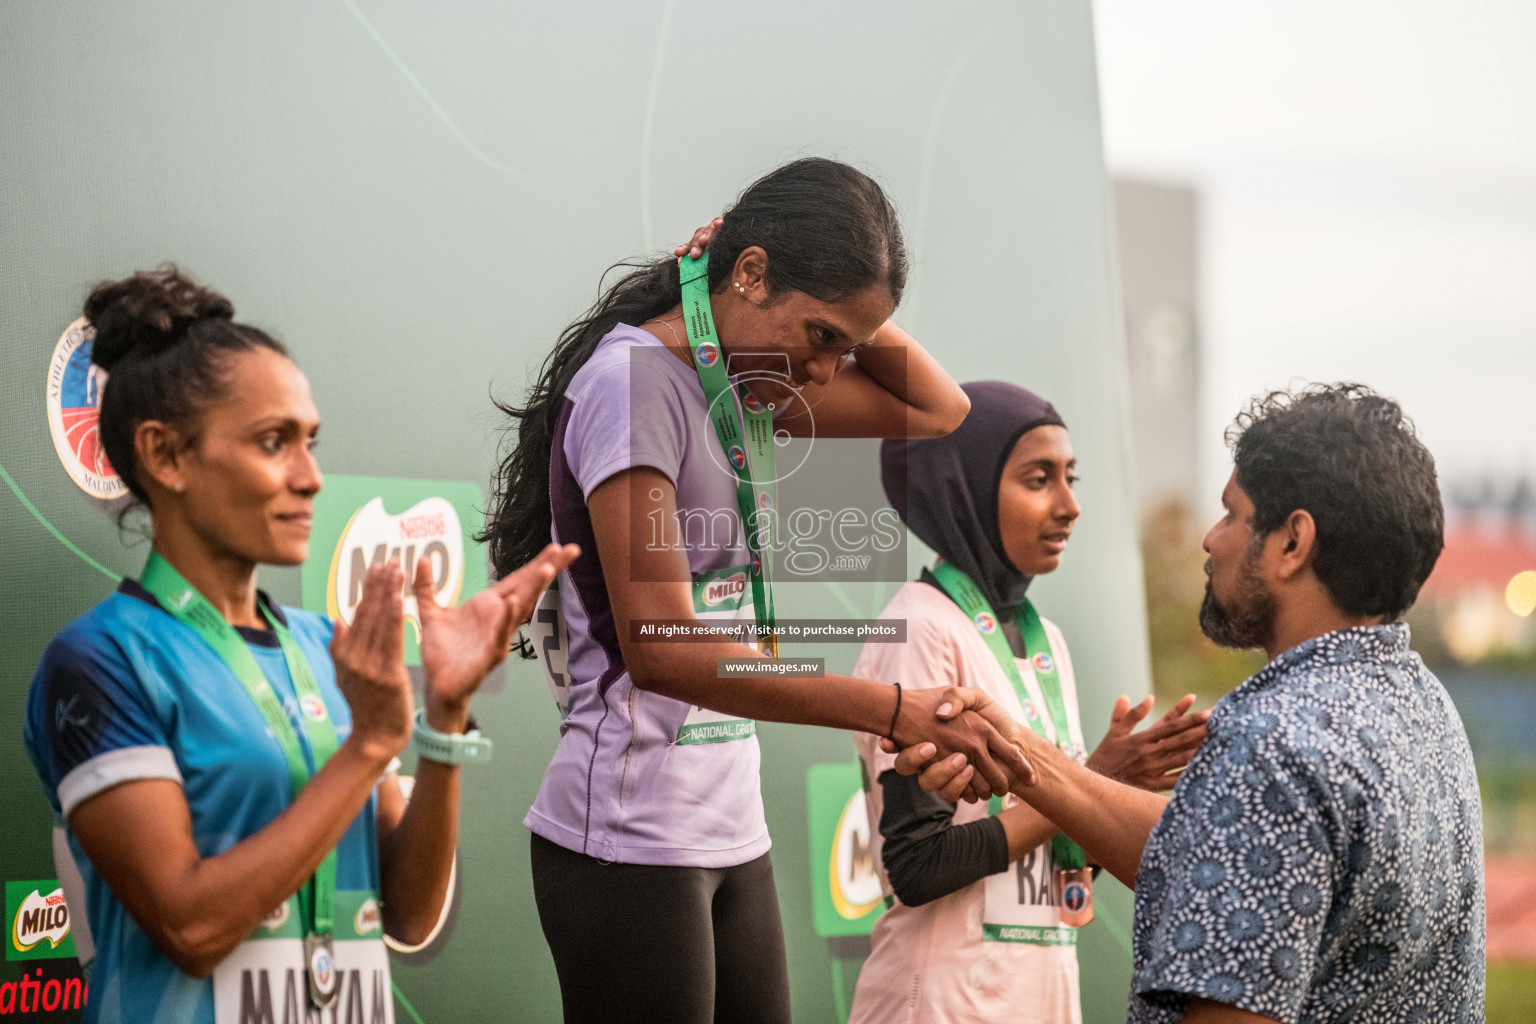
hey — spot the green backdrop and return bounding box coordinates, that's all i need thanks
[1,1,1152,1020]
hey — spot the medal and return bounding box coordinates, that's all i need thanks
[1055,868,1094,927]
[1049,831,1092,926]
[304,932,340,1010]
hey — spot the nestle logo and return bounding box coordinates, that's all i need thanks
[398,513,446,540]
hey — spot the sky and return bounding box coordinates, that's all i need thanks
[1093,0,1536,511]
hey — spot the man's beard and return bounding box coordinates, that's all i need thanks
[1198,541,1277,650]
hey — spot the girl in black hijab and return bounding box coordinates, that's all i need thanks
[847,381,1208,1024]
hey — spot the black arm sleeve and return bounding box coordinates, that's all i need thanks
[878,768,1010,907]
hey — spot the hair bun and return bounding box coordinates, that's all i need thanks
[84,264,235,371]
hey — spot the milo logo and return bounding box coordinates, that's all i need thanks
[262,900,290,932]
[7,885,71,959]
[807,763,886,940]
[830,789,883,920]
[702,572,746,608]
[302,476,490,669]
[355,898,381,936]
[325,496,464,637]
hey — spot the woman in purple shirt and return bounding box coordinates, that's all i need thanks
[484,158,1031,1023]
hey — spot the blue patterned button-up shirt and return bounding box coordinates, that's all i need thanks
[1130,626,1485,1024]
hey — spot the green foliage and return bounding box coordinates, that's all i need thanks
[1478,758,1536,855]
[1488,964,1536,1023]
[1140,501,1264,703]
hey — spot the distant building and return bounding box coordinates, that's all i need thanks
[1113,178,1201,518]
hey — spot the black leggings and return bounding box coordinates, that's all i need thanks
[530,832,792,1024]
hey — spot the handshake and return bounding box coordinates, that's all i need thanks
[880,684,1208,805]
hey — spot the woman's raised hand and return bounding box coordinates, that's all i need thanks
[415,543,580,728]
[673,217,723,260]
[1085,694,1208,791]
[330,562,415,762]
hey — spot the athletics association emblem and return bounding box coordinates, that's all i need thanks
[742,391,765,414]
[758,492,774,510]
[727,445,747,470]
[47,318,127,500]
[300,694,328,722]
[1032,652,1055,674]
[974,613,997,634]
[695,341,719,367]
[1062,880,1088,912]
[308,939,337,1003]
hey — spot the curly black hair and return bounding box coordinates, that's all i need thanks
[86,264,287,507]
[1227,382,1444,621]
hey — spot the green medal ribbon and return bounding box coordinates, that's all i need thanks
[139,552,341,938]
[679,253,779,655]
[927,559,1088,872]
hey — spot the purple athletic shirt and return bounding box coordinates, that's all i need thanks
[524,325,771,867]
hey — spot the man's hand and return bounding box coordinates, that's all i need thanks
[885,684,1176,886]
[1086,694,1209,791]
[881,686,1049,801]
[887,686,1035,797]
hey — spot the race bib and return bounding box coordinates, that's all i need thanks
[530,583,573,719]
[674,565,758,746]
[981,812,1076,946]
[531,568,762,745]
[212,891,393,1024]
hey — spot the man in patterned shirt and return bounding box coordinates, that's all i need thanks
[890,383,1485,1023]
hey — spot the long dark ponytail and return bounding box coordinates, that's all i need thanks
[483,157,908,579]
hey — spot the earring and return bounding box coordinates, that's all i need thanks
[734,281,745,292]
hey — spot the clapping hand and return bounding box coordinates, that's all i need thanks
[416,543,579,730]
[1084,694,1208,791]
[330,562,415,760]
